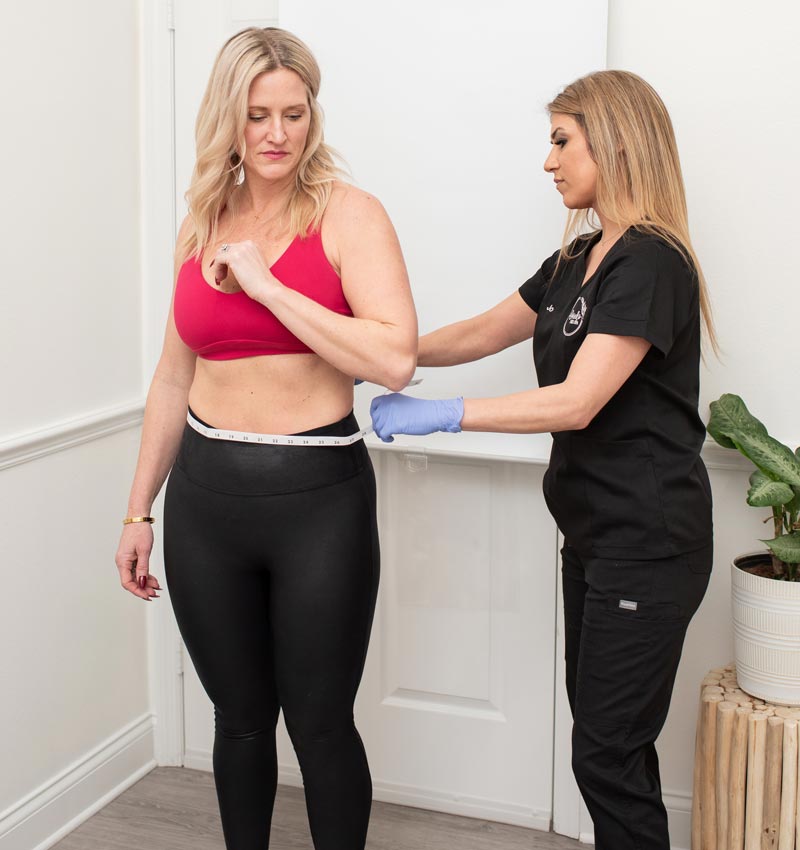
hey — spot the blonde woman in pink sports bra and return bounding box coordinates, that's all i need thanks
[114,27,417,850]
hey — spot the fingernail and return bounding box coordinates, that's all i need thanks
[138,575,147,590]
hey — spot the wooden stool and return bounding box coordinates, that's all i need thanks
[692,665,800,850]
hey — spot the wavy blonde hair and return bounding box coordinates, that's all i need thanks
[179,27,342,262]
[548,70,717,351]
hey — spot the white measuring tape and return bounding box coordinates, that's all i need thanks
[187,412,373,447]
[186,379,421,447]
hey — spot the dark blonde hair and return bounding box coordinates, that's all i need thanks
[549,70,717,351]
[179,27,342,261]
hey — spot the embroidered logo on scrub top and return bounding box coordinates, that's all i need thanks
[563,296,587,337]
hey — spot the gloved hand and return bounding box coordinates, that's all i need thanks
[370,394,464,443]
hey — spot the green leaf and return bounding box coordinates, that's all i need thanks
[707,395,742,449]
[707,394,800,487]
[747,470,794,507]
[762,532,800,564]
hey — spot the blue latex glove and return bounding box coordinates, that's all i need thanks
[370,394,464,443]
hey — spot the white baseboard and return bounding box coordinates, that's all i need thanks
[183,748,214,773]
[0,714,155,850]
[664,790,692,850]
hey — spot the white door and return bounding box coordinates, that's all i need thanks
[343,450,559,828]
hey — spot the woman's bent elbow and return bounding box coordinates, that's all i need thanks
[383,351,417,392]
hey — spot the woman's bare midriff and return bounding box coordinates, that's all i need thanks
[188,352,356,434]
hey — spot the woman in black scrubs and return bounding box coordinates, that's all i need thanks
[370,70,715,850]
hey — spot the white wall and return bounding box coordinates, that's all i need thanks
[608,0,800,443]
[0,3,152,849]
[0,2,143,436]
[606,2,800,847]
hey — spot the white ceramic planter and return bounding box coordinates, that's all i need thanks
[732,553,800,705]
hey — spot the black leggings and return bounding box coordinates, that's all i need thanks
[163,410,379,850]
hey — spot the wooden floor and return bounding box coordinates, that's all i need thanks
[52,767,582,849]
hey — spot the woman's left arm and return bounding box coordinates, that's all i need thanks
[215,187,418,390]
[461,333,651,433]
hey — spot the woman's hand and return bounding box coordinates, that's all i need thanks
[115,524,162,601]
[211,240,284,303]
[370,394,464,443]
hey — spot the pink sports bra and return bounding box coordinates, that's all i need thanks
[173,229,353,360]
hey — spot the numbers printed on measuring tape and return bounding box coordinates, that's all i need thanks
[188,413,372,447]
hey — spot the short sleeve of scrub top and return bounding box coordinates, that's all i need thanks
[518,247,562,313]
[586,238,696,357]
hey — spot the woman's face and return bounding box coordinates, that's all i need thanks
[241,68,312,183]
[544,113,598,210]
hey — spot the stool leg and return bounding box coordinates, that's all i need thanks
[779,719,797,850]
[716,702,737,850]
[764,716,785,850]
[701,692,724,850]
[745,712,768,850]
[729,706,752,850]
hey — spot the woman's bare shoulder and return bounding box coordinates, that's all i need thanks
[326,181,391,228]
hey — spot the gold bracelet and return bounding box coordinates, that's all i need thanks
[122,516,156,525]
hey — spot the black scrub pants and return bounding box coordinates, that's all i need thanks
[163,411,379,850]
[562,543,712,850]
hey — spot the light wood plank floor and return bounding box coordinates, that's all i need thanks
[52,767,582,849]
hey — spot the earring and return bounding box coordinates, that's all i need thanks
[229,149,244,185]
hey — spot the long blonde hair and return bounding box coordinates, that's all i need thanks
[179,27,342,262]
[548,70,717,351]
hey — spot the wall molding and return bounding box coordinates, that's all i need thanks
[0,714,155,850]
[663,790,692,850]
[367,436,765,473]
[0,400,144,472]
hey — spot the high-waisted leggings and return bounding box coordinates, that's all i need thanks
[163,410,379,850]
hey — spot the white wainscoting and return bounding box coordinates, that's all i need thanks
[0,716,155,850]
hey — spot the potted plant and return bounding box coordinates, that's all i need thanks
[707,393,800,704]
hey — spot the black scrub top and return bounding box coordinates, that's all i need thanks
[518,228,712,560]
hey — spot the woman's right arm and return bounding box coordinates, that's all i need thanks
[418,291,537,367]
[115,219,197,600]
